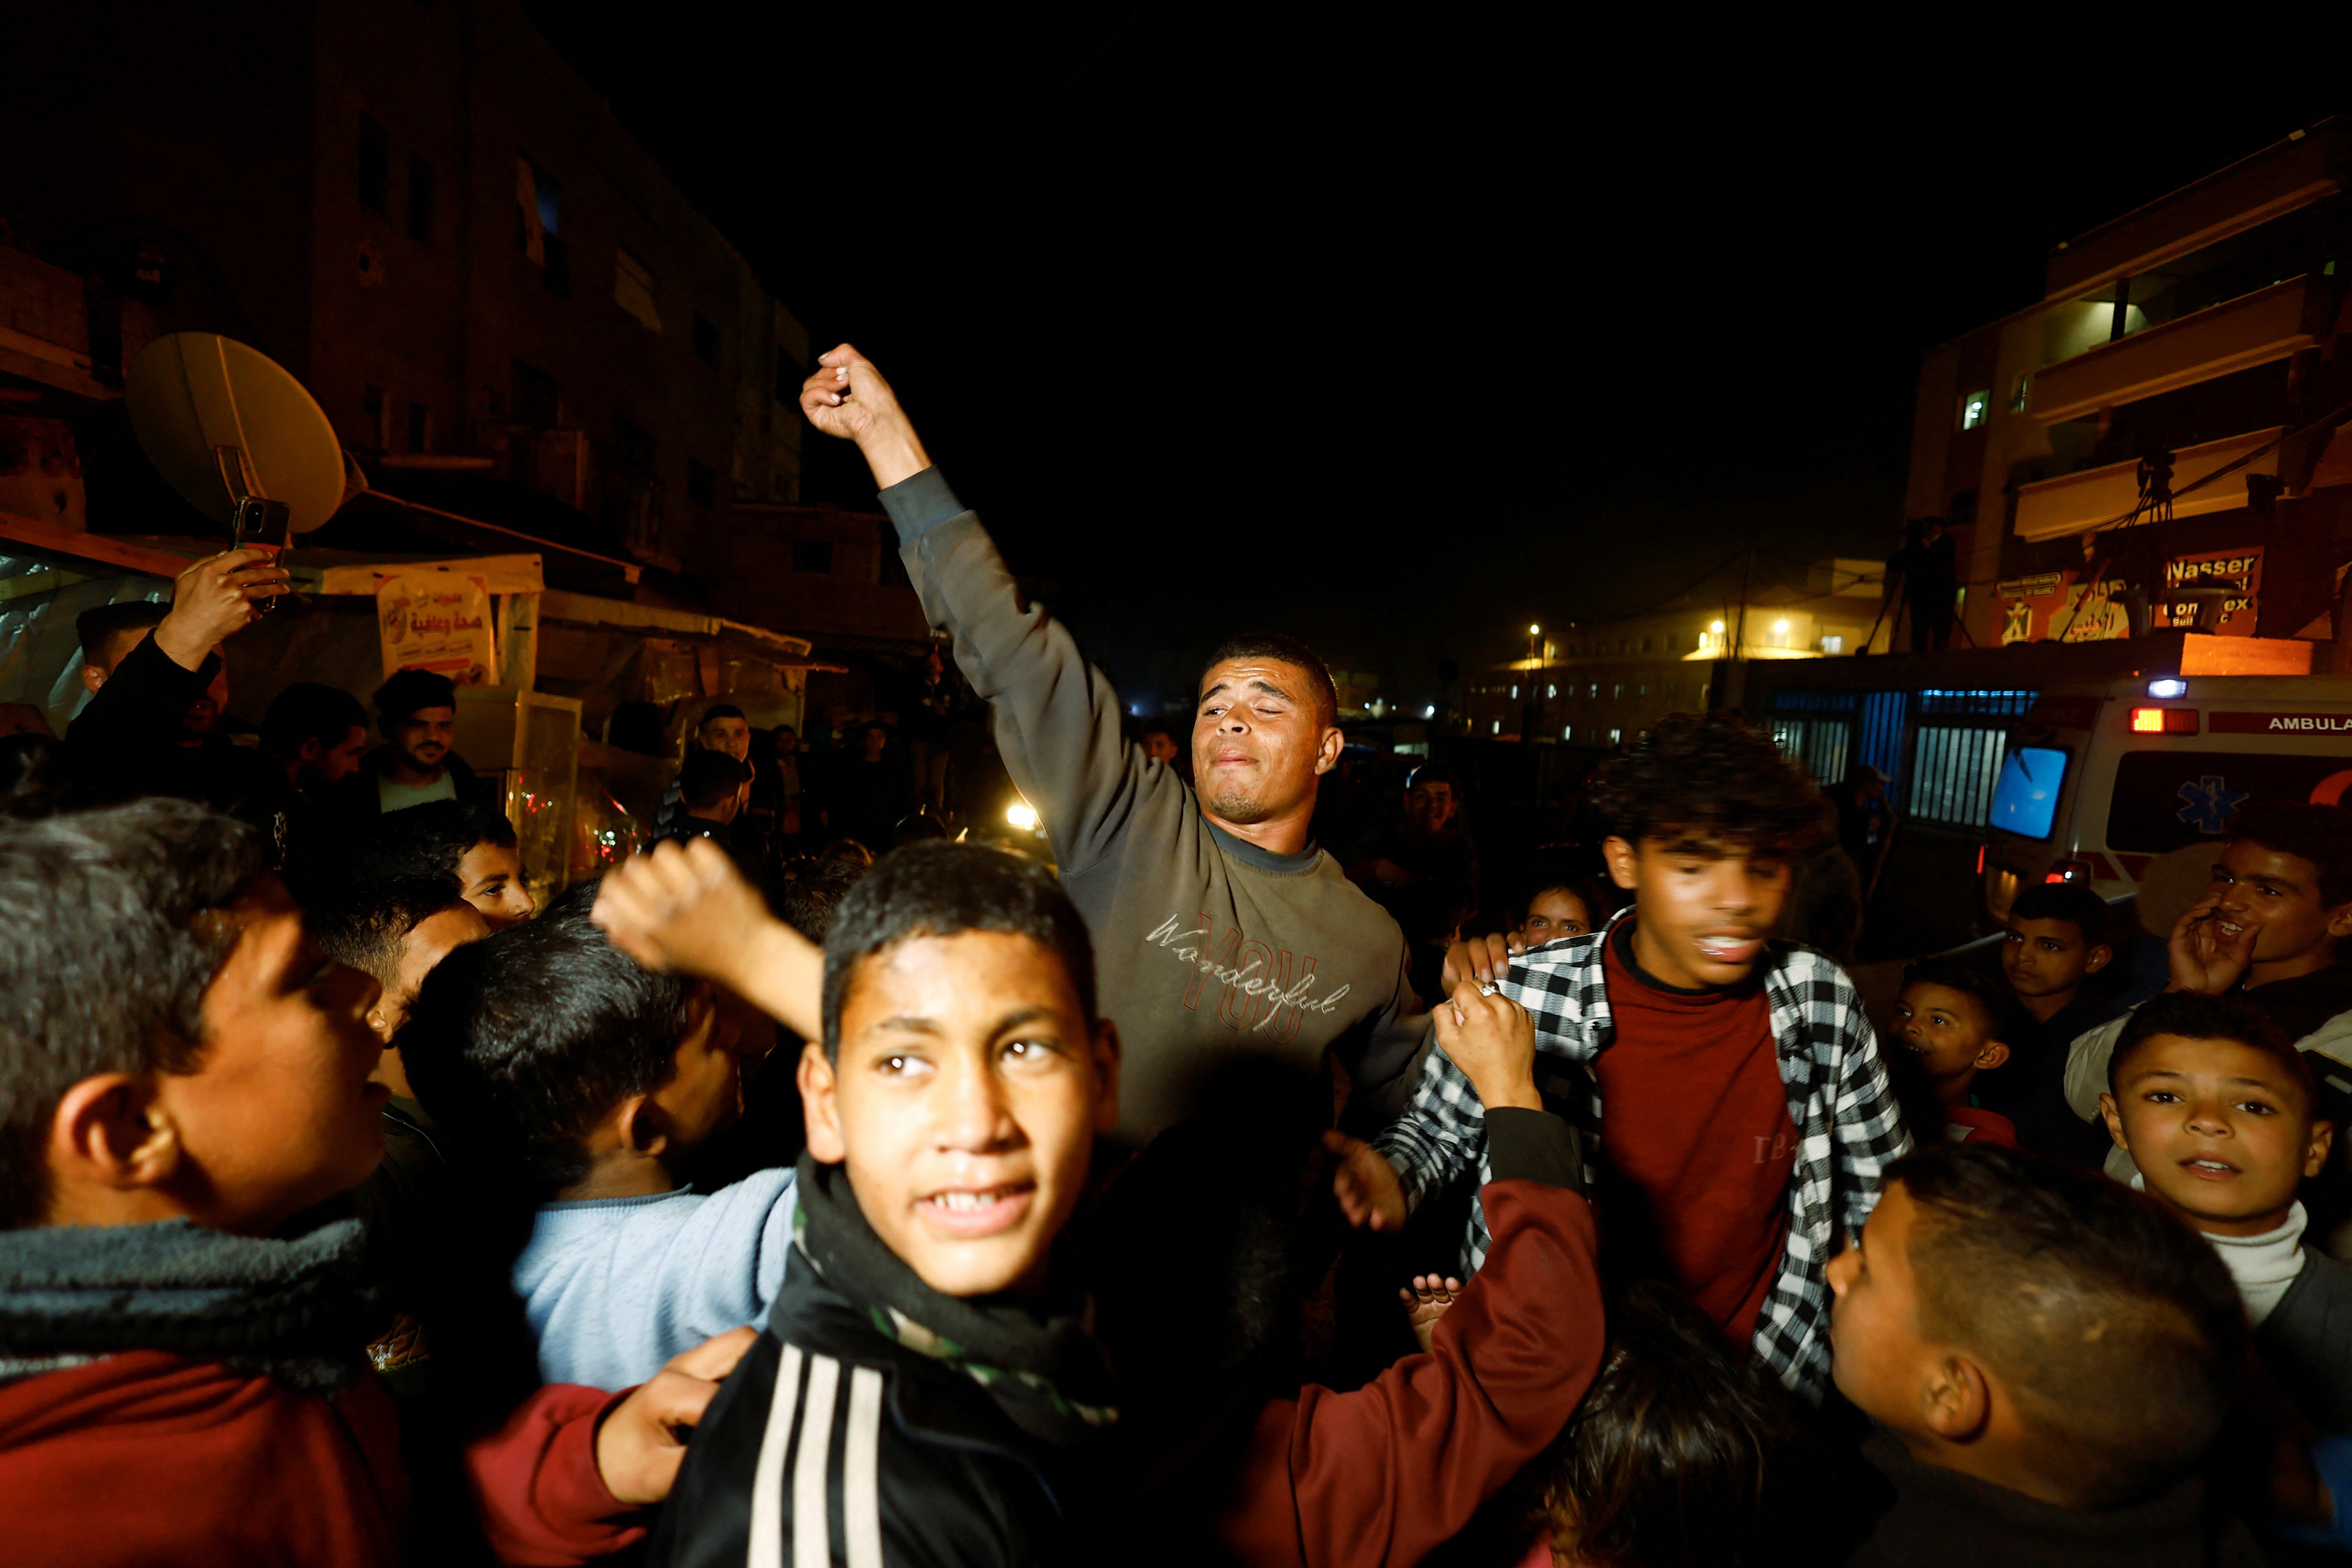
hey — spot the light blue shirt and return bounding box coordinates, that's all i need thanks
[514,1166,798,1390]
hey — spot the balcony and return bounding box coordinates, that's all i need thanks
[2030,274,2334,422]
[2013,427,2282,542]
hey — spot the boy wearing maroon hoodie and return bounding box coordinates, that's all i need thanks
[0,800,745,1567]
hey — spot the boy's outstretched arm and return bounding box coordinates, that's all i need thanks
[466,1326,758,1567]
[592,839,822,1042]
[1224,991,1601,1568]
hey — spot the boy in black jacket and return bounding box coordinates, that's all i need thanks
[1826,1142,2263,1566]
[644,841,1120,1568]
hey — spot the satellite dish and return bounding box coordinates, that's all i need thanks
[124,332,347,534]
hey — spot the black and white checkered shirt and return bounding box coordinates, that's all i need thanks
[1372,910,1909,1398]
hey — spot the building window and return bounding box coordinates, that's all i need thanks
[611,416,654,474]
[1665,633,1679,652]
[1959,388,1990,431]
[1563,725,1573,741]
[1509,685,1518,700]
[407,402,428,453]
[1612,682,1624,701]
[792,539,833,574]
[517,157,565,293]
[1492,720,1502,735]
[775,347,806,404]
[686,459,715,508]
[615,246,662,333]
[358,115,391,213]
[407,155,434,242]
[692,313,720,369]
[1546,684,1557,698]
[1822,635,1845,654]
[2009,373,2031,414]
[1587,682,1599,699]
[362,382,385,447]
[1640,636,1652,653]
[511,358,559,427]
[1609,727,1622,746]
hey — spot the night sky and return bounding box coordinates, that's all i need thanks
[526,12,2341,711]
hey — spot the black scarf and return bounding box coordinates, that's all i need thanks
[0,1215,379,1392]
[792,1152,1117,1444]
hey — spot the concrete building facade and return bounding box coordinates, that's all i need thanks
[6,0,807,567]
[1906,119,2352,659]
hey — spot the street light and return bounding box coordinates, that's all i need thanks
[1527,623,1541,664]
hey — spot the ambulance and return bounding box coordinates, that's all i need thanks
[1981,673,2352,920]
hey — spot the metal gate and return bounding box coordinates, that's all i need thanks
[1906,726,2008,829]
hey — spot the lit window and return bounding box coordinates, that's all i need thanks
[615,246,662,333]
[1587,682,1599,699]
[1637,683,1648,699]
[1612,683,1623,700]
[1563,725,1572,740]
[1509,685,1519,700]
[2009,374,2030,414]
[1492,720,1502,735]
[1822,635,1844,654]
[1959,388,1990,431]
[1609,727,1622,746]
[1546,684,1556,698]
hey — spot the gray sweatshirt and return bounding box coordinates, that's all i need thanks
[881,468,1421,1146]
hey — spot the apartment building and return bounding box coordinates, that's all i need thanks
[1909,119,2352,656]
[5,0,806,569]
[1464,557,1888,744]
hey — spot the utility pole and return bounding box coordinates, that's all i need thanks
[1732,548,1752,659]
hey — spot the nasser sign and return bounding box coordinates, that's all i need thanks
[2152,548,2262,636]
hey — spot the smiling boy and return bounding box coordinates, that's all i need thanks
[1342,712,1907,1396]
[2064,802,2352,1180]
[645,841,1121,1567]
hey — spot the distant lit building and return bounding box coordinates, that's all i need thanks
[1907,118,2352,655]
[1465,558,1888,745]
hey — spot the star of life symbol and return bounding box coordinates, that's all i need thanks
[2175,775,2247,835]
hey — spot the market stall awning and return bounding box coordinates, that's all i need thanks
[539,588,842,667]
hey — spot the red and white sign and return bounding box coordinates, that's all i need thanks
[2209,711,2352,735]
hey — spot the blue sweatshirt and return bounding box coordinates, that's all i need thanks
[514,1166,798,1389]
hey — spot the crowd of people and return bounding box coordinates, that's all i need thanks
[2,342,2351,1567]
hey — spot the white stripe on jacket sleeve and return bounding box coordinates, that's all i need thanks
[793,1354,842,1567]
[748,1346,804,1567]
[843,1367,886,1568]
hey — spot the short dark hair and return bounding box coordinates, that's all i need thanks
[0,802,264,1227]
[2006,882,2113,948]
[399,882,701,1195]
[373,668,458,726]
[260,682,369,763]
[1899,958,2027,1045]
[310,874,467,992]
[2108,990,2315,1113]
[1587,711,1820,851]
[1891,1142,2246,1508]
[1532,1282,1805,1568]
[74,600,166,666]
[1199,633,1339,730]
[822,841,1096,1062]
[679,747,753,812]
[2232,800,2352,908]
[697,704,747,731]
[774,859,869,943]
[345,798,517,886]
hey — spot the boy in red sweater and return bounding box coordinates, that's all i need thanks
[1335,713,1908,1397]
[0,800,743,1566]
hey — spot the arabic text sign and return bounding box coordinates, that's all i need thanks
[377,572,495,685]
